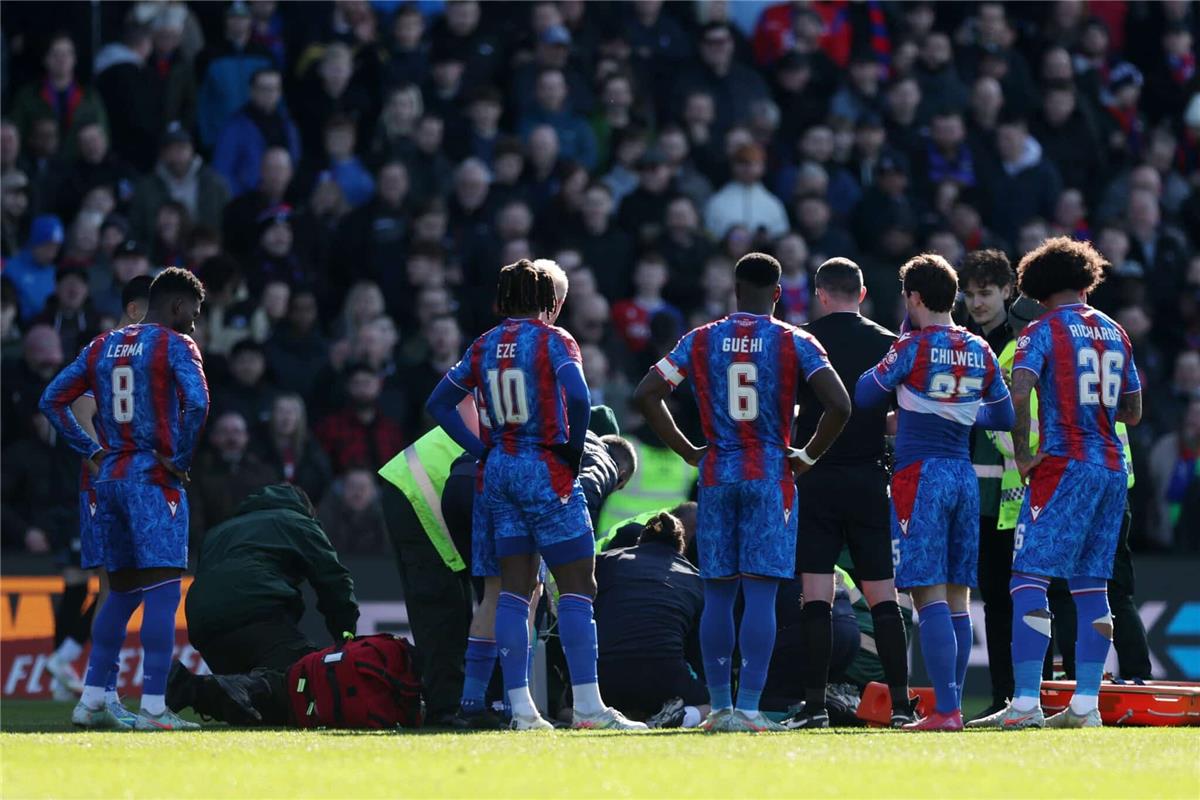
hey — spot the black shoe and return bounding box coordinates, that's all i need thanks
[451,706,503,730]
[165,660,195,713]
[890,696,921,728]
[647,697,686,729]
[782,704,830,729]
[967,700,1009,724]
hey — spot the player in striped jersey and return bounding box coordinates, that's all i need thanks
[633,252,851,732]
[855,254,1014,731]
[427,259,644,731]
[40,268,209,731]
[985,237,1142,730]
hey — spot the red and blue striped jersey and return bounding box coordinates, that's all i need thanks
[40,324,210,487]
[868,325,1009,470]
[1013,304,1140,471]
[446,318,583,456]
[653,312,832,486]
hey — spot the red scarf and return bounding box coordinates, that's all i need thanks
[39,79,83,129]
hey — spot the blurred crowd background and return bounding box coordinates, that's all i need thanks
[2,0,1198,560]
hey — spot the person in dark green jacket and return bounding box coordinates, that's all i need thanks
[185,484,359,674]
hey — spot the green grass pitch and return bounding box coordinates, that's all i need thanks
[1,701,1197,799]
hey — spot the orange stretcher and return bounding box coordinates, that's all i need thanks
[857,680,1200,726]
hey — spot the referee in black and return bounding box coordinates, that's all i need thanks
[784,258,914,728]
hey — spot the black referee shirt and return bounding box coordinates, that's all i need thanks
[794,311,897,467]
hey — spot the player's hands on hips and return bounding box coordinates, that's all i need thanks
[87,448,106,475]
[155,451,191,485]
[789,454,813,478]
[549,444,583,477]
[683,445,706,467]
[1016,453,1044,483]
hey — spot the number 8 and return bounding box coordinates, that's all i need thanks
[112,366,135,423]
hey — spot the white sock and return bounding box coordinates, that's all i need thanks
[80,685,107,710]
[1011,696,1039,712]
[572,682,604,716]
[1069,694,1098,715]
[105,689,120,705]
[55,637,84,662]
[141,694,166,715]
[507,687,537,718]
[682,706,702,728]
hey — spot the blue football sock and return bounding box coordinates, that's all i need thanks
[951,612,972,709]
[700,578,739,710]
[917,601,959,714]
[81,587,142,708]
[1010,573,1052,705]
[1069,577,1112,704]
[736,578,779,713]
[495,592,531,692]
[557,594,599,687]
[461,637,497,711]
[139,578,181,711]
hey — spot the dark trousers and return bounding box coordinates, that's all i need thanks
[1047,504,1152,680]
[169,668,290,726]
[191,615,317,675]
[978,517,1015,703]
[381,481,473,719]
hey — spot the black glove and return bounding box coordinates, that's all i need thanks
[549,443,583,477]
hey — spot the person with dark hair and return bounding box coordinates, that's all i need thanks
[854,253,1014,731]
[673,21,770,142]
[212,67,302,198]
[592,511,708,728]
[314,360,407,474]
[518,68,598,169]
[979,111,1063,245]
[184,484,358,675]
[39,266,209,731]
[976,237,1142,730]
[93,21,158,173]
[195,4,274,150]
[426,259,645,731]
[10,32,109,159]
[788,257,911,729]
[188,409,277,537]
[129,122,229,244]
[634,251,851,732]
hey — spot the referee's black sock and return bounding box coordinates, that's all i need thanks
[802,601,832,712]
[55,581,90,649]
[871,600,911,713]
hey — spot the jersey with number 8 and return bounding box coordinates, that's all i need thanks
[653,312,832,486]
[446,317,581,455]
[1013,303,1140,471]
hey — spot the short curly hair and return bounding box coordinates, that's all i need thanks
[1016,236,1107,302]
[899,253,958,313]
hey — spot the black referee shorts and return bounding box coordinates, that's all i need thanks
[795,461,894,582]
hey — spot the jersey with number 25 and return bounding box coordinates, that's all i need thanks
[1013,304,1140,471]
[654,312,832,486]
[40,323,210,487]
[446,318,582,456]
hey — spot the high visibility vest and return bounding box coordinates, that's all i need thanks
[377,427,466,571]
[991,341,1134,531]
[595,438,697,535]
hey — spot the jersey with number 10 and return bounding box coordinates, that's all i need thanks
[40,323,210,487]
[654,312,832,486]
[446,317,582,456]
[1013,304,1140,471]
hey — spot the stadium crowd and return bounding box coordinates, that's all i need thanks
[1,0,1199,725]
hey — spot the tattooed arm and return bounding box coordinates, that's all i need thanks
[1010,368,1043,481]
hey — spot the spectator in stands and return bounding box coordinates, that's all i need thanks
[612,253,682,355]
[213,339,275,427]
[223,147,295,258]
[1,411,79,554]
[31,267,97,357]
[565,182,634,299]
[294,42,373,156]
[94,21,158,172]
[315,360,406,474]
[1101,63,1148,169]
[303,114,374,209]
[332,161,409,305]
[318,468,389,555]
[254,392,333,505]
[830,50,884,125]
[617,147,675,247]
[1,324,63,447]
[705,142,787,241]
[915,31,969,122]
[1,169,30,258]
[405,114,453,201]
[264,289,329,402]
[371,84,422,166]
[1032,80,1106,203]
[196,1,274,150]
[189,410,279,538]
[5,215,63,322]
[147,6,196,137]
[401,313,462,435]
[245,205,311,294]
[10,33,108,158]
[675,21,770,142]
[512,24,591,119]
[980,111,1063,245]
[853,152,917,250]
[129,122,228,243]
[213,67,301,198]
[90,238,149,320]
[386,5,429,87]
[519,68,597,169]
[450,86,504,165]
[47,123,136,224]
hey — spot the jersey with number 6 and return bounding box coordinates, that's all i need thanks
[653,312,832,486]
[39,323,210,487]
[446,317,582,456]
[1013,304,1140,471]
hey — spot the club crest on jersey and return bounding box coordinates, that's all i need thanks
[1017,335,1031,350]
[884,349,898,365]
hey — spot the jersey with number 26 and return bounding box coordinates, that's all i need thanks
[1013,304,1140,471]
[654,312,832,486]
[446,318,582,456]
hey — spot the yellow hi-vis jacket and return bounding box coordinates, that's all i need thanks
[378,427,466,571]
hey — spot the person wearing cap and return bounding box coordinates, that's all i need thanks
[195,1,275,150]
[31,266,99,357]
[616,147,675,246]
[129,121,229,244]
[247,204,311,294]
[5,214,64,322]
[703,142,788,240]
[673,21,770,142]
[1100,61,1147,168]
[213,67,302,198]
[91,239,150,319]
[94,20,159,173]
[511,24,593,119]
[852,150,918,248]
[1145,23,1196,125]
[10,33,109,159]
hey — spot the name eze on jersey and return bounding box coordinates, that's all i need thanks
[496,342,518,358]
[929,348,986,369]
[722,336,764,354]
[1067,324,1122,342]
[104,342,144,359]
